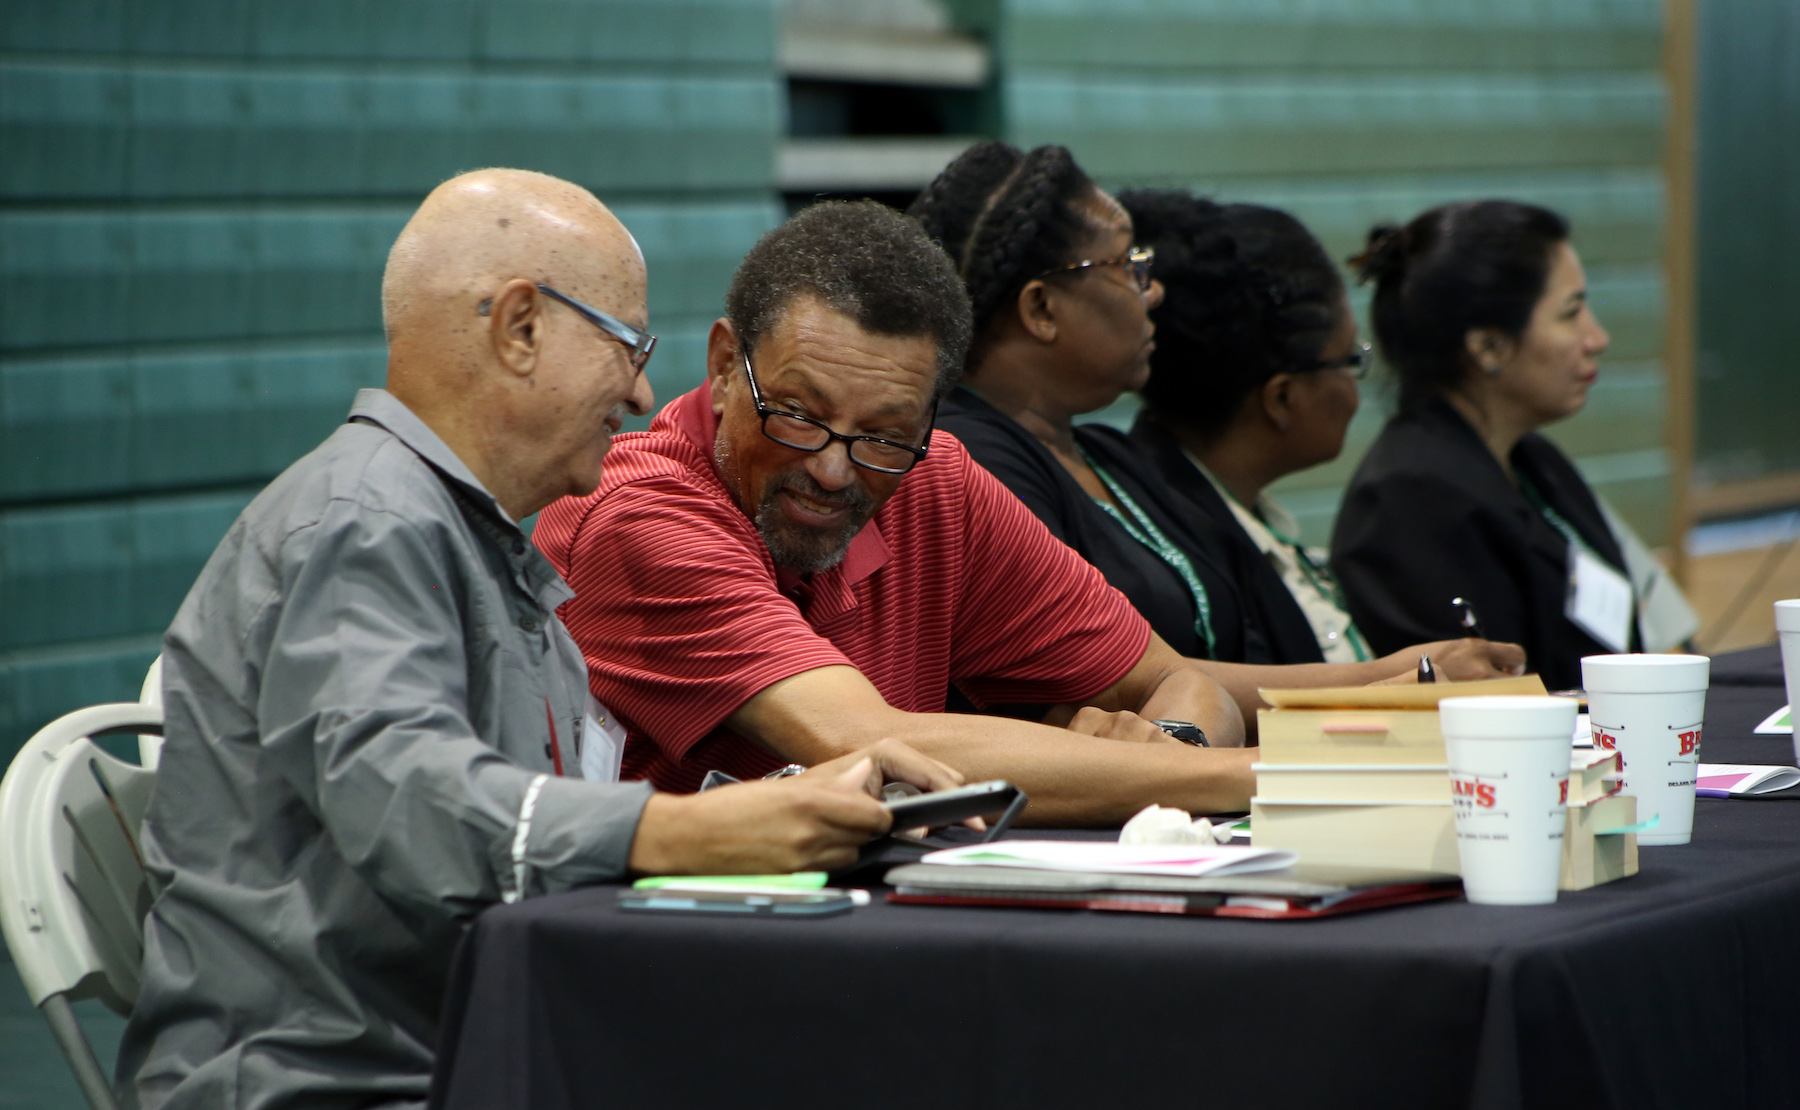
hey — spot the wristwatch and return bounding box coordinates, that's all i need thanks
[1152,719,1209,747]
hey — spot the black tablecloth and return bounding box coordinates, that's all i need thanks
[431,667,1800,1110]
[1710,642,1785,686]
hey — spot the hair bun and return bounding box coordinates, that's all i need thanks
[1350,223,1408,285]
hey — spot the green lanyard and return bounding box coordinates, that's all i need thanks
[1255,512,1374,663]
[1079,447,1218,659]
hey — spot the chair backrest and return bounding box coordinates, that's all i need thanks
[0,703,162,1015]
[139,655,163,770]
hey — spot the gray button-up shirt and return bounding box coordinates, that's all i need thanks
[119,389,653,1109]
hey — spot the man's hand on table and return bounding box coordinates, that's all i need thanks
[1374,638,1528,684]
[626,739,964,875]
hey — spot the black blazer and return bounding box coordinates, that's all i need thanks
[1130,416,1329,665]
[1329,396,1633,690]
[938,387,1271,664]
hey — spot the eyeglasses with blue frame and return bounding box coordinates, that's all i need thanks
[477,284,656,374]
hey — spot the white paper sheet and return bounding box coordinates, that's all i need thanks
[920,840,1296,877]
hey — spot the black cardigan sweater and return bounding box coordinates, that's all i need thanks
[1129,415,1330,665]
[1329,395,1633,690]
[939,387,1273,664]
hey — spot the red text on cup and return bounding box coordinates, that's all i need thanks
[1452,778,1497,807]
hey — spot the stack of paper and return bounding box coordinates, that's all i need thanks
[1695,764,1800,797]
[1248,679,1638,889]
[1248,677,1548,874]
[889,855,1461,920]
[919,840,1296,877]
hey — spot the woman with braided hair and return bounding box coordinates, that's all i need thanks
[1329,200,1695,691]
[1121,189,1371,666]
[918,142,1525,711]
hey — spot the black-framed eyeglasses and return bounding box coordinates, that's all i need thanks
[1310,341,1372,381]
[478,284,657,374]
[1034,246,1155,293]
[739,346,934,475]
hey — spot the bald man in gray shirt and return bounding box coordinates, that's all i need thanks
[118,169,961,1110]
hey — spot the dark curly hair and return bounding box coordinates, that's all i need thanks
[907,141,1103,361]
[1353,200,1570,413]
[1120,189,1345,442]
[725,200,973,397]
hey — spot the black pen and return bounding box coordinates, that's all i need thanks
[1452,596,1487,640]
[1417,655,1437,684]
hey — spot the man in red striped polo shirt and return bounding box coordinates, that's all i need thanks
[536,202,1254,824]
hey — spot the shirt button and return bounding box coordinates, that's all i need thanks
[512,539,525,556]
[519,614,541,633]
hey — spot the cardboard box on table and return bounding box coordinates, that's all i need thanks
[1250,677,1638,891]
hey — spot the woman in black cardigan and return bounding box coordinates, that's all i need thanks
[1119,189,1371,667]
[1330,200,1690,690]
[907,141,1524,711]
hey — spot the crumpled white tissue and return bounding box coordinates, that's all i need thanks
[1119,804,1220,846]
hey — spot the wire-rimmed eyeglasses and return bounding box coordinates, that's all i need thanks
[1034,246,1155,293]
[739,346,934,475]
[478,284,657,374]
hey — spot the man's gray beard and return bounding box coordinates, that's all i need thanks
[715,434,874,575]
[754,496,867,575]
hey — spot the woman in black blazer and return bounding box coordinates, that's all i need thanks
[1330,200,1681,690]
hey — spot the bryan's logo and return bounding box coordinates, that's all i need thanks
[1559,778,1570,805]
[1452,777,1496,808]
[1676,727,1701,757]
[1593,728,1619,751]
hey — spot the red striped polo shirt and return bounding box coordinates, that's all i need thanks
[534,382,1152,793]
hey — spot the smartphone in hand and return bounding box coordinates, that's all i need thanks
[883,780,1021,834]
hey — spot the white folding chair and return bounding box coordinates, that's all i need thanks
[0,703,162,1110]
[138,654,163,771]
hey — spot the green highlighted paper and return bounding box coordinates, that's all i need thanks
[633,872,829,892]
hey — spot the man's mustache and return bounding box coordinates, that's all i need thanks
[770,471,874,516]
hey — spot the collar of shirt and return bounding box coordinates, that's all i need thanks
[656,381,893,609]
[347,387,573,613]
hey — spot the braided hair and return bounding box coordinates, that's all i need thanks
[1352,200,1569,414]
[908,141,1103,362]
[1119,189,1345,442]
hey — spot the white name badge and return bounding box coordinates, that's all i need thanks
[1567,546,1634,654]
[579,693,628,783]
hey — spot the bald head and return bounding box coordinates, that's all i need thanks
[379,168,655,520]
[382,167,643,345]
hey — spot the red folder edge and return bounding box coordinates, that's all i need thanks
[886,882,1460,920]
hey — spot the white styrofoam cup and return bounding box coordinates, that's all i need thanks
[1581,653,1710,846]
[1439,696,1578,905]
[1775,601,1800,766]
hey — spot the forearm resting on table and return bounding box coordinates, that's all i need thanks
[727,666,1255,825]
[1194,638,1529,732]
